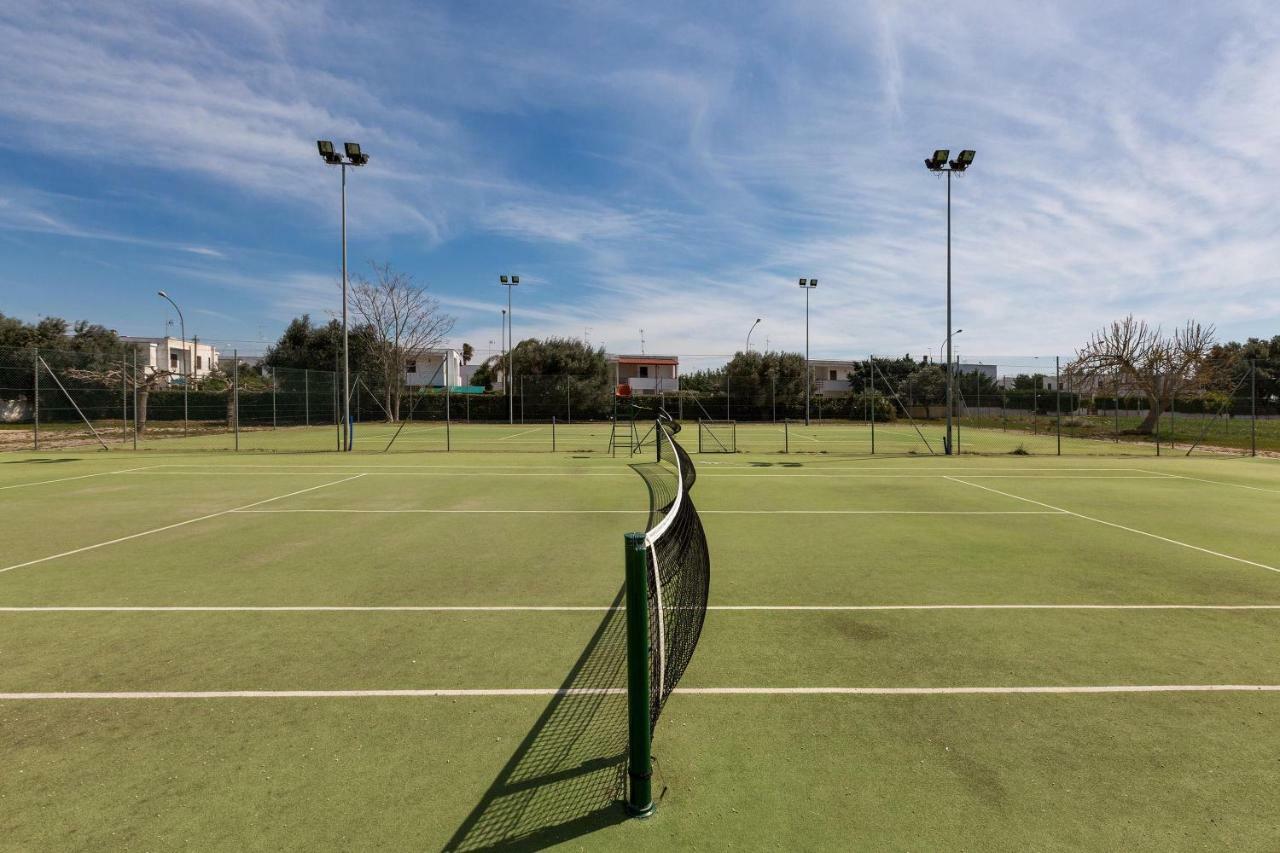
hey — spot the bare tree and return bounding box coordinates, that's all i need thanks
[1069,315,1216,434]
[348,262,456,420]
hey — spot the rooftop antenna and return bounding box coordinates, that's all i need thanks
[639,329,646,354]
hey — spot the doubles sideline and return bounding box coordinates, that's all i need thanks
[945,476,1280,575]
[3,685,1279,700]
[0,475,365,575]
[3,604,1279,612]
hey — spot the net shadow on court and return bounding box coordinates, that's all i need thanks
[443,588,630,851]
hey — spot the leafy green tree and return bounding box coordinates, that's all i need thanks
[461,343,474,365]
[899,364,946,417]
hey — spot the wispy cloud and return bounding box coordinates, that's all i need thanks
[1,1,1278,363]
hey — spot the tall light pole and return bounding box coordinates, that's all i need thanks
[156,290,188,438]
[745,318,761,353]
[798,279,818,426]
[500,275,520,425]
[317,140,369,451]
[924,148,975,455]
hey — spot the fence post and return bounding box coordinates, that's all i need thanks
[121,352,128,444]
[869,366,876,455]
[304,369,310,427]
[233,349,240,451]
[272,368,277,429]
[1169,388,1176,450]
[32,348,39,450]
[1055,356,1062,456]
[132,348,139,450]
[784,418,789,454]
[566,376,571,424]
[1115,370,1120,443]
[1251,358,1257,457]
[552,415,557,452]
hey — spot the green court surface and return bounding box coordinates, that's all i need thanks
[2,441,1280,850]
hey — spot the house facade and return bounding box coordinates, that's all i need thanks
[607,354,679,395]
[810,359,858,396]
[405,348,463,388]
[121,336,220,384]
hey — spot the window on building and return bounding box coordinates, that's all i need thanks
[196,356,203,370]
[829,369,837,381]
[406,359,417,374]
[170,352,179,369]
[639,365,649,378]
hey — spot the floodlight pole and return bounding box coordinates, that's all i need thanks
[317,140,368,451]
[341,162,350,450]
[500,276,520,425]
[945,168,953,454]
[157,291,188,438]
[925,149,974,455]
[799,279,817,426]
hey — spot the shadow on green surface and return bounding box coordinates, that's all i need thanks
[443,588,630,851]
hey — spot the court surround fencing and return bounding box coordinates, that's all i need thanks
[2,344,1273,456]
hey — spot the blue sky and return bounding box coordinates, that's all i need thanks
[2,1,1278,370]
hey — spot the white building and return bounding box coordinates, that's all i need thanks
[121,336,220,384]
[810,359,859,396]
[405,348,463,388]
[606,354,680,395]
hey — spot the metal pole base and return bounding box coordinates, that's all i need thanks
[625,796,656,819]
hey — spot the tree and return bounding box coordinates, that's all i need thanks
[461,343,474,365]
[347,262,456,420]
[1069,315,1216,434]
[899,364,946,417]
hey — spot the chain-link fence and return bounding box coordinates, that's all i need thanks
[3,344,1274,456]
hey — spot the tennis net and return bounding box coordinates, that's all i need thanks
[631,417,710,728]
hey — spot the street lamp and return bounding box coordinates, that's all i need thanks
[157,290,188,438]
[500,275,520,425]
[728,319,762,421]
[938,329,963,366]
[798,278,818,426]
[316,139,370,450]
[924,148,976,454]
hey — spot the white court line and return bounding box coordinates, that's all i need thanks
[945,476,1280,575]
[230,508,1063,515]
[496,428,543,441]
[4,604,1279,613]
[115,471,1165,480]
[1144,470,1280,495]
[2,685,1279,700]
[0,465,157,491]
[0,475,365,576]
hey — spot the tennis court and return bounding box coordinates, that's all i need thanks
[3,435,1280,849]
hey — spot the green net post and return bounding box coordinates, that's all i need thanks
[623,531,655,818]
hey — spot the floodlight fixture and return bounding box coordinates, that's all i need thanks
[343,141,369,165]
[317,140,343,165]
[500,275,509,283]
[511,275,520,284]
[925,149,950,171]
[950,149,976,171]
[798,278,817,288]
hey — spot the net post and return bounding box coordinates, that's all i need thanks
[784,418,789,454]
[132,348,139,450]
[552,415,557,453]
[623,531,655,818]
